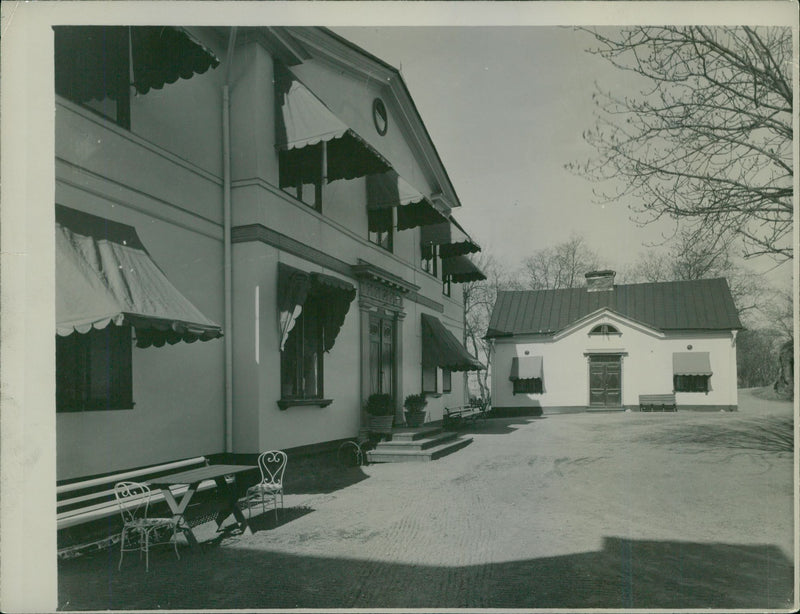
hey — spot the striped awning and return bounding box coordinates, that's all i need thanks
[277,263,356,353]
[672,352,712,376]
[442,255,486,283]
[509,356,543,381]
[275,65,391,187]
[54,26,219,103]
[421,216,480,258]
[421,314,484,372]
[56,205,222,348]
[367,171,447,231]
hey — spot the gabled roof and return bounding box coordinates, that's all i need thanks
[486,278,742,338]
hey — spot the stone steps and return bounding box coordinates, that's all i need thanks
[367,427,472,463]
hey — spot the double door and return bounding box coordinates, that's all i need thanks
[369,313,395,398]
[589,355,621,407]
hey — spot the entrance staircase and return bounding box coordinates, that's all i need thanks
[366,425,472,463]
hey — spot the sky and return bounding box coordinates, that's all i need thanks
[333,25,793,290]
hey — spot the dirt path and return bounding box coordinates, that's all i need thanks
[58,389,794,610]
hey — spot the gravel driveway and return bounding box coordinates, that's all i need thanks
[58,388,795,610]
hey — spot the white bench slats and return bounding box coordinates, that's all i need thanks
[57,456,211,531]
[57,456,208,495]
[57,479,218,530]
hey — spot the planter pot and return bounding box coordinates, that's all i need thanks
[368,415,394,434]
[404,410,427,428]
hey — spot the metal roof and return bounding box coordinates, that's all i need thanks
[486,278,742,338]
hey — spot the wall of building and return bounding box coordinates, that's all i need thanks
[491,312,738,412]
[54,28,475,479]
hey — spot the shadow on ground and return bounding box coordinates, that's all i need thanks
[450,416,544,436]
[640,415,793,454]
[283,450,370,495]
[58,536,794,610]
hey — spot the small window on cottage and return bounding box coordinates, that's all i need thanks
[513,378,543,395]
[674,374,710,393]
[442,369,452,393]
[56,324,133,412]
[589,324,620,335]
[422,364,438,394]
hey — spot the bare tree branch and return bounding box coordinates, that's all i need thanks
[567,26,793,262]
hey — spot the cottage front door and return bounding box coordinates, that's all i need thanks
[589,355,621,407]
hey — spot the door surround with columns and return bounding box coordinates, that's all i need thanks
[352,261,419,426]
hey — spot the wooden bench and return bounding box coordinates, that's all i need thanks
[639,394,677,412]
[443,403,489,429]
[57,456,218,531]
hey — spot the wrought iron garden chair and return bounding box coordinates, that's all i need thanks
[244,450,287,521]
[114,481,180,572]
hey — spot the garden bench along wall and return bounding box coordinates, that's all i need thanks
[638,393,677,412]
[443,403,488,429]
[57,456,215,533]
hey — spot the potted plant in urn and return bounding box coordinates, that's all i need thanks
[364,393,394,435]
[403,393,428,428]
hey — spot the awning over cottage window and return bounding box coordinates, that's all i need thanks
[421,216,481,259]
[275,66,392,188]
[509,356,543,380]
[56,205,223,348]
[421,314,484,372]
[672,352,712,376]
[366,171,447,232]
[54,26,220,103]
[442,255,487,283]
[277,263,356,352]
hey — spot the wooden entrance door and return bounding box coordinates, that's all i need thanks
[369,313,394,398]
[589,355,621,407]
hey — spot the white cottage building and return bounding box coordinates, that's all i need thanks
[487,271,742,414]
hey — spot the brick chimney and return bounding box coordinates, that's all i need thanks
[585,270,616,292]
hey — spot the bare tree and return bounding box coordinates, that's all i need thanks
[569,26,793,262]
[521,234,601,290]
[462,251,522,402]
[621,228,766,321]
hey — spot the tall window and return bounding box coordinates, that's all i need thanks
[280,144,323,212]
[281,294,324,399]
[56,324,133,411]
[442,275,451,297]
[674,374,710,393]
[369,226,393,252]
[422,244,438,276]
[54,26,131,129]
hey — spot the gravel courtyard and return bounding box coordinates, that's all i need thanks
[58,388,795,610]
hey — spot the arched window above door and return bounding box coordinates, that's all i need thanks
[589,324,621,335]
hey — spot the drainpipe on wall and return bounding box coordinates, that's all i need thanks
[223,27,237,455]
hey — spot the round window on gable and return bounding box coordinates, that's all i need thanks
[373,98,388,136]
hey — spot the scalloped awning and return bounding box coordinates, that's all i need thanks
[56,205,222,348]
[277,263,356,353]
[442,255,486,283]
[366,171,447,231]
[421,314,484,372]
[672,352,712,376]
[509,356,543,381]
[275,65,392,188]
[54,26,220,104]
[421,215,481,258]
